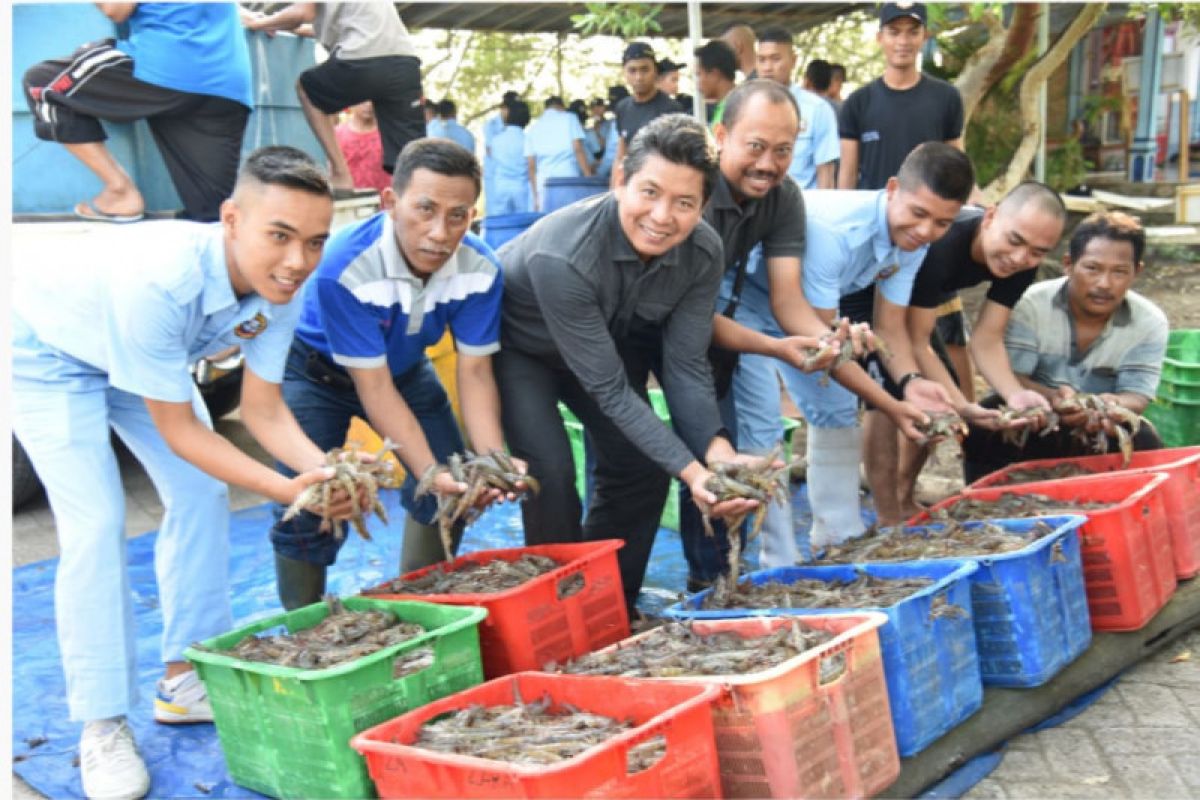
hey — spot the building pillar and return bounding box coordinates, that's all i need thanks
[1129,10,1164,182]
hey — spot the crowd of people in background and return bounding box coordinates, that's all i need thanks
[15,5,1172,798]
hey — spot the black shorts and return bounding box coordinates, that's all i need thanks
[300,54,425,171]
[935,299,971,348]
[839,286,959,408]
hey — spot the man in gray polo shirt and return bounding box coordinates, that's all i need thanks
[497,113,763,612]
[962,211,1167,482]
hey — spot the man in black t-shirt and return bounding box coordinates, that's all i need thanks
[611,42,682,187]
[837,3,965,192]
[870,181,1069,525]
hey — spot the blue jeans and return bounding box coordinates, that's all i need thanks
[270,339,464,566]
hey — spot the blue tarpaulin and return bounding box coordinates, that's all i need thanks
[12,486,836,798]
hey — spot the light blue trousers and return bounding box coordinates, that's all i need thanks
[12,316,231,721]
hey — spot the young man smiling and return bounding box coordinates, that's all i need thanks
[12,146,346,800]
[872,182,1068,525]
[269,138,520,609]
[962,211,1167,482]
[497,114,763,613]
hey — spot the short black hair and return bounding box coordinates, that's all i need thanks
[1069,211,1146,266]
[545,95,565,109]
[506,100,531,128]
[501,90,519,104]
[829,63,846,80]
[804,59,833,92]
[392,138,482,199]
[622,113,719,202]
[436,99,456,118]
[998,180,1068,225]
[568,98,588,125]
[896,142,975,204]
[236,145,331,198]
[720,79,800,133]
[757,26,793,46]
[694,39,737,82]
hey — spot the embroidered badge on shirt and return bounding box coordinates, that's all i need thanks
[234,312,269,339]
[876,264,900,282]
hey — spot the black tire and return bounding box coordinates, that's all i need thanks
[199,367,244,421]
[12,435,42,510]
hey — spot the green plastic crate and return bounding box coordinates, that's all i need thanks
[1157,376,1200,403]
[1145,397,1200,448]
[184,598,487,799]
[1163,330,1200,385]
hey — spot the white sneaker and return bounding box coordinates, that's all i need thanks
[80,718,151,800]
[153,670,213,724]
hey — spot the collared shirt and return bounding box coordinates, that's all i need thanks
[312,2,417,60]
[788,85,840,189]
[491,125,528,181]
[427,119,476,154]
[524,108,586,192]
[1005,276,1168,399]
[802,189,928,310]
[705,173,807,324]
[295,212,502,374]
[498,193,725,475]
[12,221,298,402]
[613,91,682,144]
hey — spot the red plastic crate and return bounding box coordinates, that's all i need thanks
[363,540,629,678]
[969,446,1200,579]
[567,613,898,799]
[351,672,724,799]
[911,472,1177,631]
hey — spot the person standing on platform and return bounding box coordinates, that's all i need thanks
[23,2,253,222]
[242,2,426,194]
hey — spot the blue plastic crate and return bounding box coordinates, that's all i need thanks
[665,561,982,757]
[897,516,1092,688]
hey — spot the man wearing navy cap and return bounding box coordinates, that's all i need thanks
[611,42,682,185]
[657,57,684,99]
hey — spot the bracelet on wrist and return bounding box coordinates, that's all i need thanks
[897,372,923,395]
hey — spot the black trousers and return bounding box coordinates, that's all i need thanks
[962,394,1165,485]
[299,54,426,172]
[495,346,671,612]
[23,39,249,222]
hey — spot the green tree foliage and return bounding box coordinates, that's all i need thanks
[791,9,885,89]
[571,2,663,38]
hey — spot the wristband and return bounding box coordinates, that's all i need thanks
[897,372,923,395]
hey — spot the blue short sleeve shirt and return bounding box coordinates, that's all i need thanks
[13,222,300,401]
[294,213,503,374]
[788,86,840,189]
[802,189,928,310]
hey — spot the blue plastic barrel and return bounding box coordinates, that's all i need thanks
[481,212,544,251]
[542,176,609,214]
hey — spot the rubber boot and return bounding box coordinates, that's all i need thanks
[400,516,461,573]
[806,426,868,550]
[273,553,327,611]
[758,499,803,569]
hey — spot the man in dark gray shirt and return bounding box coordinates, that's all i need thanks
[497,114,761,613]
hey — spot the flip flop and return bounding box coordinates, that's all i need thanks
[73,201,144,224]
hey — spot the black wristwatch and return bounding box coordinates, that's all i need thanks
[897,372,923,395]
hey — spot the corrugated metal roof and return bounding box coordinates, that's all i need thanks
[394,3,862,37]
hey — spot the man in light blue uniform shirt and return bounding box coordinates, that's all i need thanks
[525,95,593,211]
[11,148,347,800]
[428,98,476,154]
[270,139,522,609]
[731,143,971,554]
[487,100,533,215]
[483,90,519,209]
[755,26,839,189]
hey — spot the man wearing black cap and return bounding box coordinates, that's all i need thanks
[611,42,682,186]
[838,3,965,192]
[657,58,684,99]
